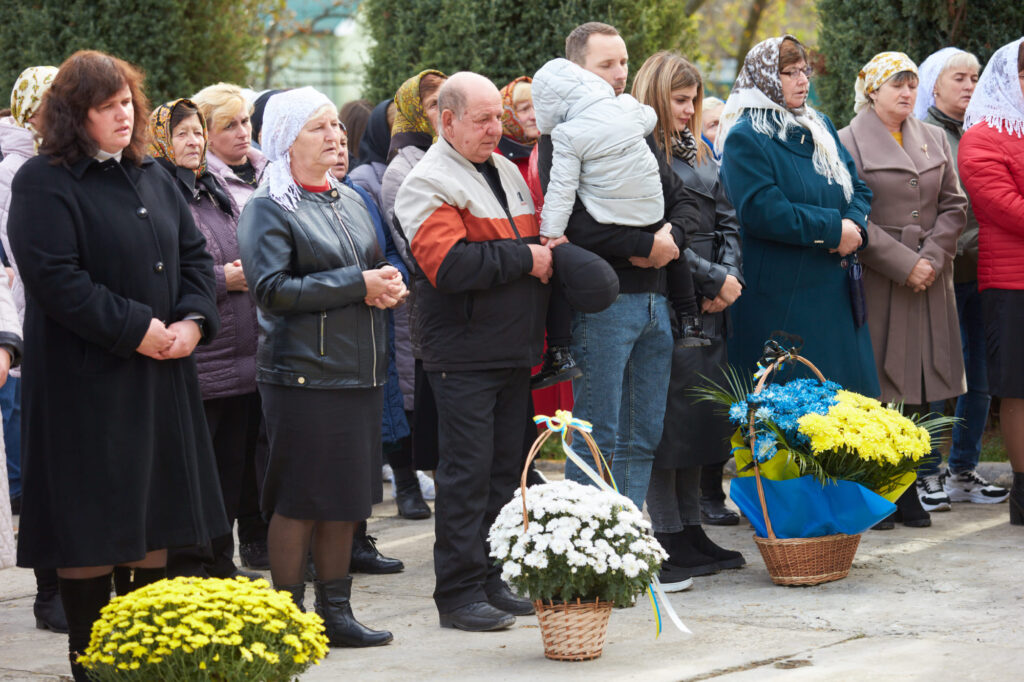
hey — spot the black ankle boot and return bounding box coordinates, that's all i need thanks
[895,486,931,527]
[59,573,113,682]
[653,530,718,578]
[34,569,68,633]
[1011,472,1024,526]
[872,513,896,531]
[112,566,167,596]
[530,346,582,390]
[682,525,745,570]
[393,466,431,520]
[313,577,393,647]
[676,315,712,348]
[275,583,306,612]
[351,520,404,574]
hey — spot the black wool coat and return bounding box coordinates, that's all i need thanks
[8,154,228,569]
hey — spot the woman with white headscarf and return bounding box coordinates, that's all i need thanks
[958,37,1024,526]
[838,52,968,528]
[913,48,1008,509]
[718,35,878,395]
[237,87,406,646]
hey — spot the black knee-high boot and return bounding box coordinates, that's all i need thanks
[58,574,113,682]
[112,566,167,596]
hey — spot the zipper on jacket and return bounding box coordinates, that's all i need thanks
[319,311,326,357]
[328,200,381,385]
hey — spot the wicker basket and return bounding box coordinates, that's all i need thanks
[520,421,614,661]
[533,598,614,661]
[747,353,862,586]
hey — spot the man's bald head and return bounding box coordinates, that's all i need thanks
[438,72,503,163]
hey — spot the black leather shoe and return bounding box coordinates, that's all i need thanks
[34,590,69,633]
[895,486,931,527]
[239,542,270,571]
[700,496,740,526]
[872,513,896,531]
[314,577,393,647]
[485,583,534,616]
[530,346,582,390]
[395,476,431,520]
[274,583,306,612]
[350,534,404,574]
[228,568,265,580]
[439,601,515,631]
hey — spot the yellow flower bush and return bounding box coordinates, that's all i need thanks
[80,577,329,681]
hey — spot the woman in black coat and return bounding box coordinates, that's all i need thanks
[8,51,226,681]
[634,52,746,589]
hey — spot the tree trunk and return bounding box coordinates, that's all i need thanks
[734,0,773,77]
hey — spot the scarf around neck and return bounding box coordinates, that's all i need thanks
[716,34,853,202]
[671,128,698,167]
[964,37,1024,138]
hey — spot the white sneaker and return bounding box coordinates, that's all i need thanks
[917,474,952,512]
[382,464,394,483]
[417,470,436,501]
[943,468,1010,504]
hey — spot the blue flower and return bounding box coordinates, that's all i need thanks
[732,379,841,445]
[728,402,748,423]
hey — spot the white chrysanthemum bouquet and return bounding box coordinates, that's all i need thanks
[488,480,666,605]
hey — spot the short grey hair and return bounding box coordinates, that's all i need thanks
[437,78,468,120]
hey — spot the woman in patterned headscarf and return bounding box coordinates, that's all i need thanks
[718,36,878,396]
[958,37,1024,526]
[839,53,969,528]
[496,76,539,179]
[0,65,63,634]
[148,99,266,579]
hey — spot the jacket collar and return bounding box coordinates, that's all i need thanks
[205,146,268,183]
[926,105,963,139]
[671,155,715,199]
[67,153,154,180]
[497,135,533,162]
[851,107,941,174]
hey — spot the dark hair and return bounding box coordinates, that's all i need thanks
[565,22,619,65]
[339,99,372,159]
[1018,40,1024,75]
[419,73,445,102]
[779,37,808,72]
[0,108,9,118]
[38,50,151,165]
[889,70,919,87]
[170,101,199,132]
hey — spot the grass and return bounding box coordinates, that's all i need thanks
[979,430,1009,462]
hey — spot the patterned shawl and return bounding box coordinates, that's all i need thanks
[964,37,1024,138]
[10,66,58,137]
[500,76,536,145]
[149,98,209,175]
[388,69,446,160]
[854,52,918,114]
[717,35,853,202]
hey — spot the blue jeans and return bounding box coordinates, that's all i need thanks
[922,281,990,476]
[564,293,673,509]
[0,376,20,499]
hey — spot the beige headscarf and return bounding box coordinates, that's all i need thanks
[10,66,58,136]
[854,52,918,113]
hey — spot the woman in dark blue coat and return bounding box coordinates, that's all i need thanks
[718,35,879,395]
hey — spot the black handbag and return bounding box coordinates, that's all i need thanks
[846,254,867,328]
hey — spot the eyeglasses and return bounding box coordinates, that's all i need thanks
[780,67,814,80]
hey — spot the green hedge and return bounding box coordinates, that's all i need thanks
[817,0,1024,127]
[0,0,264,108]
[361,0,699,103]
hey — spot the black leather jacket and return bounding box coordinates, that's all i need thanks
[238,181,388,388]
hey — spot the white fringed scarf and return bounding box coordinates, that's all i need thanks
[964,38,1024,138]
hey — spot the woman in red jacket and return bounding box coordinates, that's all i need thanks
[957,37,1024,525]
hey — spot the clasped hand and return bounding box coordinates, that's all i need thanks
[136,318,201,360]
[363,265,408,309]
[906,258,936,293]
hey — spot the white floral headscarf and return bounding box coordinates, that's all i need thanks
[717,35,853,202]
[964,38,1024,138]
[10,66,58,136]
[913,47,967,120]
[261,86,335,211]
[853,52,918,114]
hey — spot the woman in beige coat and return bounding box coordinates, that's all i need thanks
[839,52,967,528]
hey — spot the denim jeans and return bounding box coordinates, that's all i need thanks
[0,376,21,499]
[565,293,673,509]
[922,281,990,476]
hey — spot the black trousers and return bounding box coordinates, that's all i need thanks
[167,392,264,577]
[428,367,530,613]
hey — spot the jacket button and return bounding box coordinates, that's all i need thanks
[330,190,338,198]
[153,262,164,273]
[136,207,148,218]
[297,377,306,385]
[909,178,918,187]
[911,210,920,219]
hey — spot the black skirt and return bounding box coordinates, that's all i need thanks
[982,288,1024,399]
[258,383,383,521]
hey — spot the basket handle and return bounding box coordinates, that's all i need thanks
[748,353,826,540]
[520,421,608,532]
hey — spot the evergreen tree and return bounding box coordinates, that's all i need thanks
[0,0,267,107]
[817,0,1024,127]
[361,0,699,102]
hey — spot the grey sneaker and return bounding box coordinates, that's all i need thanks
[943,468,1010,504]
[917,474,952,512]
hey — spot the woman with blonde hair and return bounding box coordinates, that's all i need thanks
[633,51,746,589]
[193,82,267,211]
